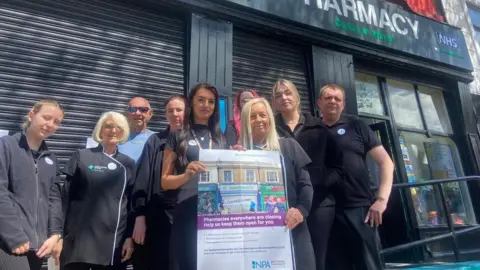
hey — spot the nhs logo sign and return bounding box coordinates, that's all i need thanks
[252,261,271,269]
[437,32,458,49]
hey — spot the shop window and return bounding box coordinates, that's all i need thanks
[468,6,480,44]
[399,132,477,226]
[418,85,452,134]
[387,79,424,130]
[246,169,256,183]
[266,171,279,183]
[200,171,211,183]
[223,170,233,183]
[355,73,385,116]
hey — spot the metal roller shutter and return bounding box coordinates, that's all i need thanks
[232,29,312,113]
[0,0,185,168]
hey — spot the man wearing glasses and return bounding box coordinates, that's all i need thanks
[119,97,155,270]
[118,97,155,163]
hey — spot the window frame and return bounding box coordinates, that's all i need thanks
[245,169,256,183]
[223,169,233,183]
[200,171,211,183]
[265,170,279,183]
[468,5,480,38]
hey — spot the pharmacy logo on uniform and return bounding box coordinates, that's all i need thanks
[88,164,107,172]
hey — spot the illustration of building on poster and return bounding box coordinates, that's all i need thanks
[197,149,294,270]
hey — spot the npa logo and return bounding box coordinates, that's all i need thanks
[437,32,458,49]
[252,261,271,269]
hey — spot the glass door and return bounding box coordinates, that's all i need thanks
[367,121,393,188]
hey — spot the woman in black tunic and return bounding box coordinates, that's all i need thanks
[161,83,225,270]
[271,79,345,270]
[238,98,315,270]
[61,111,136,270]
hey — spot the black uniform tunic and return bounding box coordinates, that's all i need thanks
[61,146,136,267]
[277,138,315,270]
[166,124,224,270]
[252,138,314,270]
[224,121,238,148]
[131,127,175,270]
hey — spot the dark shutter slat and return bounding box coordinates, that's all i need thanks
[232,29,312,113]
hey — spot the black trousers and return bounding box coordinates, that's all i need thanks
[307,206,335,270]
[326,206,383,270]
[64,262,126,270]
[131,204,172,270]
[0,249,43,270]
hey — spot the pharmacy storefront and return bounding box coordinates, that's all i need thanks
[177,0,480,263]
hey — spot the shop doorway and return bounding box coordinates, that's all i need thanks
[360,117,415,262]
[367,121,393,188]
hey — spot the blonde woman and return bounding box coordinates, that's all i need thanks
[272,79,345,270]
[239,98,315,270]
[0,100,64,270]
[61,112,136,270]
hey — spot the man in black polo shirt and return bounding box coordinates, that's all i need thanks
[318,84,394,270]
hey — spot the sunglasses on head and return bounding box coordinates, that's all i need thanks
[128,107,150,113]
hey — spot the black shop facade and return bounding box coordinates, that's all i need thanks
[166,0,480,264]
[1,0,479,266]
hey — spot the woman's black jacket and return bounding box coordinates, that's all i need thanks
[276,113,346,207]
[0,132,62,252]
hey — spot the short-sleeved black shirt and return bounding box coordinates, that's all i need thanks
[325,116,381,207]
[166,124,225,204]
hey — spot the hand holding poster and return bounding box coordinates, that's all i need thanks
[197,149,294,270]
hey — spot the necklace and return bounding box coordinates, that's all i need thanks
[191,130,212,150]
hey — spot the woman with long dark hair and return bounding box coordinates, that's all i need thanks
[161,83,225,270]
[224,88,259,148]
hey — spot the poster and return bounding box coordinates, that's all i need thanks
[424,142,458,179]
[197,149,294,270]
[399,138,416,183]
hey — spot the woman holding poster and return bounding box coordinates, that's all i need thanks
[239,98,315,270]
[161,82,225,270]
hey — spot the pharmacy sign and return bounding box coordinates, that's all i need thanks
[227,0,472,70]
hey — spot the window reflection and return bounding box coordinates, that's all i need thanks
[387,79,424,130]
[399,132,476,226]
[355,73,385,115]
[418,85,452,134]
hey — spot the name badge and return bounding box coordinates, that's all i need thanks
[44,157,54,165]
